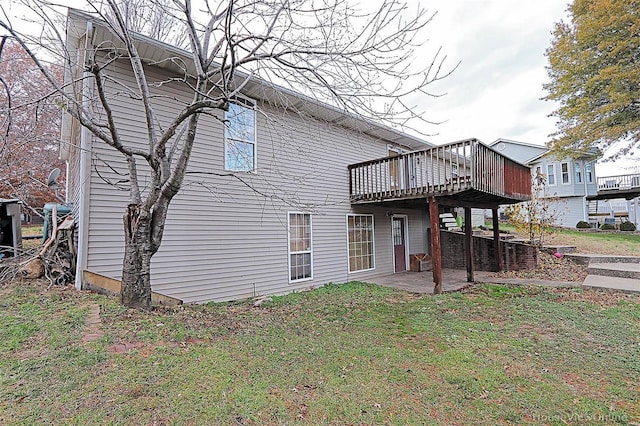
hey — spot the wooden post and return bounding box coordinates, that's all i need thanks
[429,197,443,294]
[464,207,474,282]
[492,208,503,271]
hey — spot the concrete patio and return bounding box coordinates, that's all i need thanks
[367,269,495,294]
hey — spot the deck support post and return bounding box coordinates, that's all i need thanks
[492,208,503,271]
[429,197,443,294]
[464,207,474,282]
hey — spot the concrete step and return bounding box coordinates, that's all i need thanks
[565,254,640,266]
[544,245,577,255]
[587,263,640,280]
[583,275,640,293]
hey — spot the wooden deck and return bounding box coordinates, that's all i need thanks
[348,139,531,208]
[590,173,640,200]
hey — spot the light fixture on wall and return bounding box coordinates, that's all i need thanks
[386,211,393,217]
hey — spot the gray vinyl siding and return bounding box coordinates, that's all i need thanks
[550,196,587,227]
[62,34,86,221]
[344,207,428,283]
[493,141,547,164]
[65,122,82,219]
[83,59,430,303]
[529,157,597,229]
[531,158,598,198]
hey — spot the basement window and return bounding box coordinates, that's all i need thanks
[288,212,312,282]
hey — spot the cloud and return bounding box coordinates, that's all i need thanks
[408,0,568,145]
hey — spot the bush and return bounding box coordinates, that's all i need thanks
[576,220,591,229]
[619,221,637,231]
[600,223,616,230]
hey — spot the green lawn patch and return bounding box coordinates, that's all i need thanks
[497,222,640,256]
[1,280,638,425]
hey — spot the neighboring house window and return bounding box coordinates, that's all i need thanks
[585,162,593,183]
[451,163,459,178]
[288,213,312,282]
[575,162,583,183]
[224,98,256,171]
[347,214,375,272]
[561,162,570,184]
[547,164,556,186]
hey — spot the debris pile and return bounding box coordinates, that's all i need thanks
[0,206,76,287]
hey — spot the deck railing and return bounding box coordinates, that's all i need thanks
[348,139,531,203]
[597,173,640,191]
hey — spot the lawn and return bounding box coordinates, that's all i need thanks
[498,222,640,256]
[1,280,638,425]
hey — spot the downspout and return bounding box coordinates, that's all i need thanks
[74,20,94,290]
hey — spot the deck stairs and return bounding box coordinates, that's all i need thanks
[439,213,462,232]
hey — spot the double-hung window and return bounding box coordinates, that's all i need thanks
[585,162,593,183]
[288,213,312,282]
[575,162,583,183]
[225,98,256,171]
[347,214,375,272]
[547,164,556,186]
[561,162,570,184]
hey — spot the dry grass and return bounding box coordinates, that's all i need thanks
[493,251,588,282]
[544,229,640,256]
[1,279,639,425]
[498,222,640,256]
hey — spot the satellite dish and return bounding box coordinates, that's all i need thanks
[46,168,61,187]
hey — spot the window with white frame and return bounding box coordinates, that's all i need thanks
[575,162,583,183]
[347,214,375,272]
[561,162,570,184]
[585,162,593,183]
[288,213,312,282]
[225,97,256,171]
[547,164,556,186]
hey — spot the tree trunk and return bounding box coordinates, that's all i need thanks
[121,204,153,309]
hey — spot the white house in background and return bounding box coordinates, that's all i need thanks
[491,139,599,228]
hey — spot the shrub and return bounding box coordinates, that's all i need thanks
[576,220,591,229]
[619,221,637,231]
[600,223,616,230]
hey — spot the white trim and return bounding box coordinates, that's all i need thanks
[74,30,94,291]
[585,162,594,183]
[74,104,92,290]
[287,212,313,283]
[224,96,257,172]
[386,144,407,154]
[546,163,557,186]
[346,214,376,273]
[391,214,410,273]
[560,161,571,185]
[575,161,583,184]
[387,145,407,189]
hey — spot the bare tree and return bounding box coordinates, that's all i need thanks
[0,0,453,309]
[504,173,564,247]
[0,38,65,216]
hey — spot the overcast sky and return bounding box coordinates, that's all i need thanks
[410,0,638,176]
[409,0,567,146]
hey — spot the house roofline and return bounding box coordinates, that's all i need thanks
[526,149,599,165]
[489,138,549,150]
[66,8,432,150]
